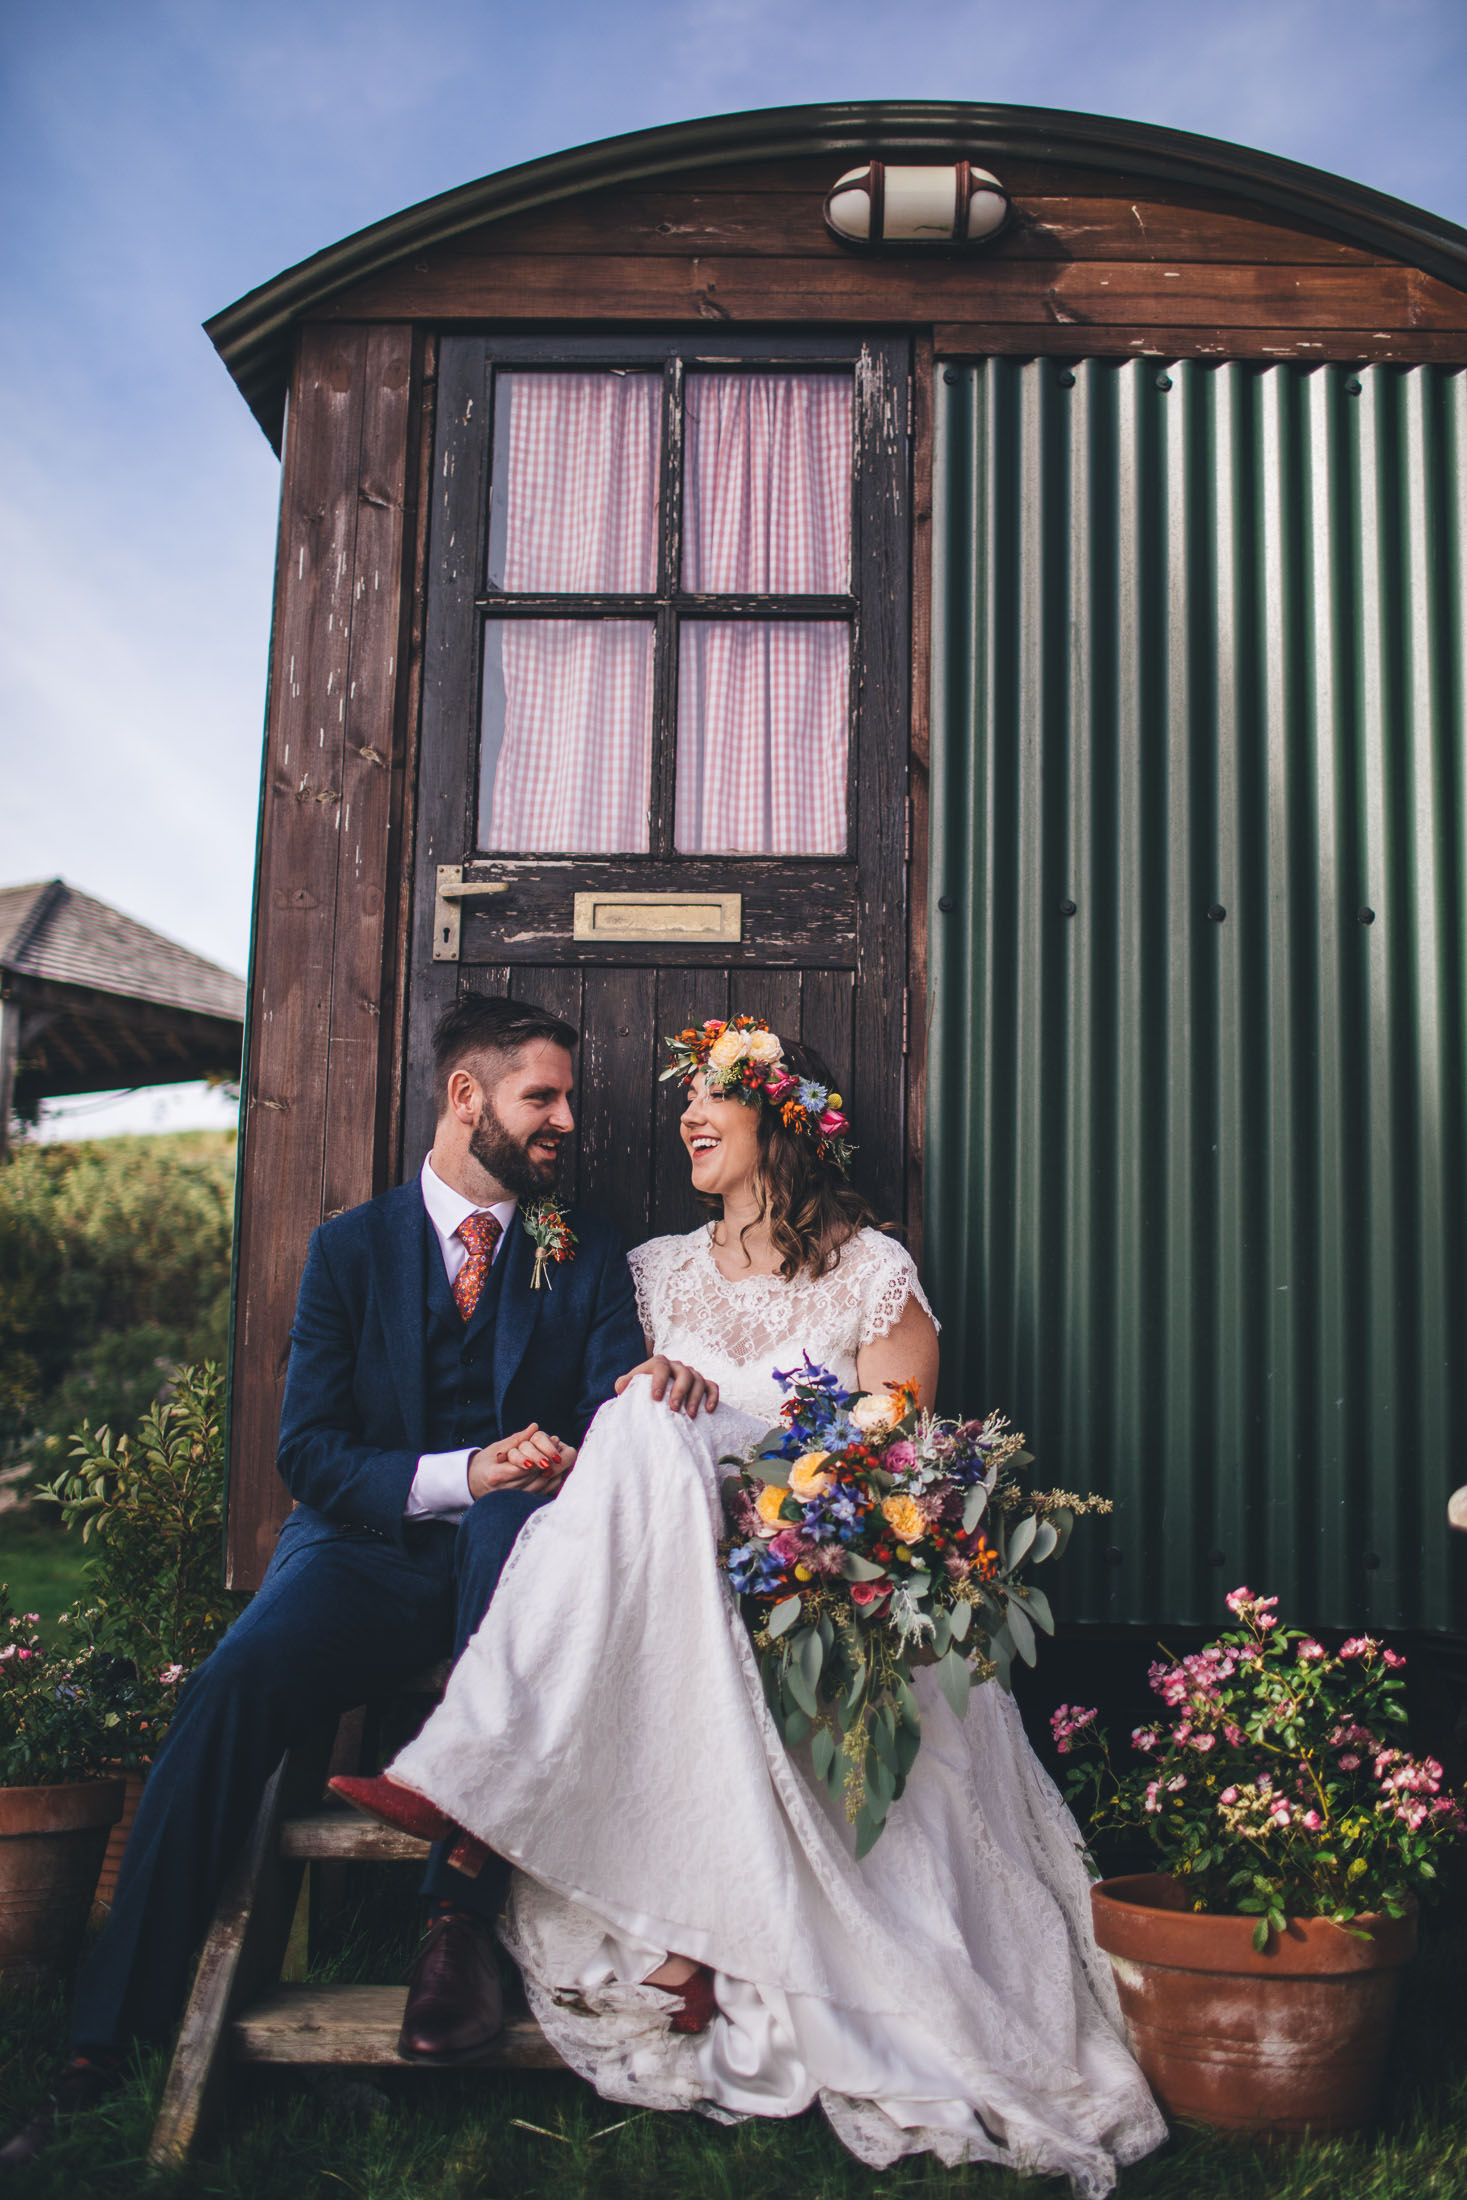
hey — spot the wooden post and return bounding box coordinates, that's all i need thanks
[227,324,421,1589]
[0,993,18,1162]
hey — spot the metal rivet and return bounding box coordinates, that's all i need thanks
[1059,899,1077,917]
[1207,1548,1226,1568]
[1155,373,1173,392]
[1207,903,1227,923]
[1057,370,1076,388]
[1359,906,1375,925]
[938,895,957,913]
[1345,378,1362,396]
[943,368,961,385]
[1364,1552,1381,1571]
[1104,1545,1124,1567]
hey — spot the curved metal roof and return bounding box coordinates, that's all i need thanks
[207,99,1467,449]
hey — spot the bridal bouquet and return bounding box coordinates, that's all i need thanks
[721,1358,1109,1853]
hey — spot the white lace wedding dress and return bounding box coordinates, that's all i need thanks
[393,1227,1165,2194]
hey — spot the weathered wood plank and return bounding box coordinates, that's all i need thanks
[511,965,585,1210]
[279,1810,427,1863]
[319,255,1452,333]
[229,328,366,1587]
[231,1986,564,2069]
[320,324,415,1226]
[651,967,727,1239]
[933,323,1467,362]
[445,189,1387,268]
[905,338,934,1268]
[457,859,858,969]
[577,970,657,1243]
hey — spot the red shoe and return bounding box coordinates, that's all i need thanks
[329,1774,491,1877]
[667,1964,718,2036]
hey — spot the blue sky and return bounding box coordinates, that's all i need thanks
[2,0,1464,1133]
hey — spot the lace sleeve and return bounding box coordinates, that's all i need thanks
[855,1232,939,1344]
[625,1242,659,1348]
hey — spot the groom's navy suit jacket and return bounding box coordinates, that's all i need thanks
[70,1176,644,2055]
[276,1177,645,1547]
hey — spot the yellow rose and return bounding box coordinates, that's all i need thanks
[789,1450,834,1499]
[881,1494,927,1544]
[707,1029,748,1072]
[756,1483,790,1531]
[850,1390,899,1436]
[745,1029,784,1066]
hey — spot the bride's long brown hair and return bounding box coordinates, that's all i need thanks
[694,1039,895,1280]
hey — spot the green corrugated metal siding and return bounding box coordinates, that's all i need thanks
[927,357,1467,1633]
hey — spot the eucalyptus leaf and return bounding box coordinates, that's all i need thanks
[811,1726,835,1781]
[827,1741,848,1800]
[865,1752,896,1809]
[931,1610,952,1657]
[949,1599,973,1644]
[798,1626,825,1693]
[871,1710,900,1775]
[768,1595,802,1640]
[961,1485,988,1533]
[816,1614,835,1656]
[784,1658,818,1720]
[781,1705,811,1747]
[1049,1506,1075,1558]
[1007,1513,1037,1568]
[935,1648,971,1719]
[1006,1596,1038,1666]
[854,1806,886,1858]
[1021,1583,1055,1635]
[1029,1520,1059,1565]
[988,1627,1015,1692]
[893,1722,921,1777]
[840,1552,888,1582]
[893,1674,921,1732]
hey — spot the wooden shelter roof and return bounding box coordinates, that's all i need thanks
[0,880,245,1120]
[207,99,1467,449]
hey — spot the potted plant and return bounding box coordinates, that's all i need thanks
[34,1363,240,1907]
[1054,1587,1464,2136]
[0,1590,130,1980]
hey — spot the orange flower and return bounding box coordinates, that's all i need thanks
[756,1483,790,1533]
[789,1450,834,1499]
[881,1494,927,1545]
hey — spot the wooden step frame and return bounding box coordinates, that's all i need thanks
[147,1674,562,2168]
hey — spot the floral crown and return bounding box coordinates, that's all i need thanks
[660,1016,854,1170]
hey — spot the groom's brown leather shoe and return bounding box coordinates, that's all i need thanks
[398,1906,505,2062]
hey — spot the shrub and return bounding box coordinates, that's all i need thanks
[0,1130,235,1471]
[34,1363,243,1765]
[0,1588,142,1786]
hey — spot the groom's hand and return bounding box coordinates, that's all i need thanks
[614,1357,720,1416]
[467,1424,574,1499]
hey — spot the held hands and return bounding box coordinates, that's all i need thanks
[467,1424,577,1500]
[614,1357,720,1416]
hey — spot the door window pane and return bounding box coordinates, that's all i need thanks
[480,619,654,852]
[675,621,849,855]
[488,372,662,594]
[682,374,852,594]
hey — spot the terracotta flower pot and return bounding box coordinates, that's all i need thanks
[92,1769,147,1914]
[0,1780,127,1984]
[1091,1872,1417,2135]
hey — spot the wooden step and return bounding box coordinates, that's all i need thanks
[279,1808,428,1863]
[231,1984,565,2068]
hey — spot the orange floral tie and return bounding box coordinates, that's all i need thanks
[452,1211,503,1322]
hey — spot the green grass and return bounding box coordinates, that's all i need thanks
[0,1508,90,1640]
[3,1892,1467,2199]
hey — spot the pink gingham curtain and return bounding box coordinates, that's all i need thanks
[481,368,852,856]
[677,373,851,853]
[483,372,660,851]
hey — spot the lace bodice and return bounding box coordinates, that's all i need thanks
[627,1227,937,1418]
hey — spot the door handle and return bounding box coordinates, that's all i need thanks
[433,865,509,961]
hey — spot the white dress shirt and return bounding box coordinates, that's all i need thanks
[405,1155,518,1522]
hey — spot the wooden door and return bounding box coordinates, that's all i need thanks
[403,333,911,1241]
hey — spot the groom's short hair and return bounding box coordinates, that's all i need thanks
[432,995,579,1116]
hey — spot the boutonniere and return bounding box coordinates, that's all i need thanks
[521,1198,577,1290]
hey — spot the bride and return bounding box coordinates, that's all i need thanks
[337,1018,1165,2194]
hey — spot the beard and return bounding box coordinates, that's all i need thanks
[468,1098,564,1199]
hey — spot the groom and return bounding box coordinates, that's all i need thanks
[3,994,710,2168]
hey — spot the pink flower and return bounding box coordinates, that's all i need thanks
[1382,1648,1406,1670]
[1131,1727,1161,1753]
[1302,1809,1324,1831]
[1224,1585,1255,1615]
[1219,1786,1239,1805]
[817,1108,850,1139]
[23,1613,39,1625]
[1297,1639,1326,1663]
[764,1071,799,1103]
[159,1664,186,1686]
[15,1648,32,1661]
[1337,1752,1362,1772]
[850,1581,890,1607]
[1339,1636,1375,1660]
[0,1645,14,1662]
[883,1440,916,1472]
[1190,1733,1217,1753]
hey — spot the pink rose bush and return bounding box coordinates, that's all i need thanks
[1053,1586,1465,1949]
